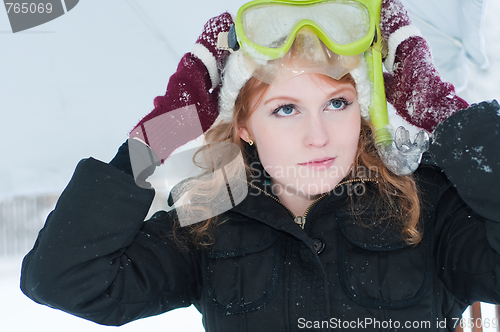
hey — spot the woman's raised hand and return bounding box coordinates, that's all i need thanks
[127,13,233,187]
[129,13,233,163]
[380,0,469,133]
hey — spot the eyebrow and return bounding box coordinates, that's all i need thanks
[263,86,356,105]
[263,96,300,105]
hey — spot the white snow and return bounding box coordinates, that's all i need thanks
[462,146,494,173]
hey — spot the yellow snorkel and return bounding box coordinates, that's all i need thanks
[364,1,392,145]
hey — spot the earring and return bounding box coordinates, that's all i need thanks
[247,137,254,146]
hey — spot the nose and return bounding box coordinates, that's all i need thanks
[303,114,330,148]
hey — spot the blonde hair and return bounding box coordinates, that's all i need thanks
[172,75,422,248]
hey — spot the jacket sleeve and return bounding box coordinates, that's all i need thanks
[433,185,500,304]
[20,157,201,326]
[429,100,500,304]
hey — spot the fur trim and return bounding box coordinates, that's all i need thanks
[350,56,372,119]
[219,51,253,122]
[384,25,422,74]
[191,43,220,89]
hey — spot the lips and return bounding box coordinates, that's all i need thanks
[298,157,335,170]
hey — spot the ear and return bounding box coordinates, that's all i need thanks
[238,125,250,143]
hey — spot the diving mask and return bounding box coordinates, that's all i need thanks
[230,0,380,61]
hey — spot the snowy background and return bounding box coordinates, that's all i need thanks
[1,0,499,331]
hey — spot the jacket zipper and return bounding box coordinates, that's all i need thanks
[248,178,376,229]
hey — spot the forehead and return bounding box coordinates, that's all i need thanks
[263,73,357,99]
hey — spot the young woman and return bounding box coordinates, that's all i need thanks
[21,0,500,331]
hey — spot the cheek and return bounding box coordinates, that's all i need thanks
[249,118,297,176]
[253,129,287,169]
[336,115,361,161]
[347,117,361,147]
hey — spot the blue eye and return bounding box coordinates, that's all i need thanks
[326,98,351,111]
[272,104,298,117]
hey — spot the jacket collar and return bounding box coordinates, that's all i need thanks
[230,183,313,245]
[230,158,355,244]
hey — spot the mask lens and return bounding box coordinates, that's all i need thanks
[242,5,299,49]
[315,2,370,45]
[241,1,370,49]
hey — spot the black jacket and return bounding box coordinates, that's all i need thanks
[21,101,500,331]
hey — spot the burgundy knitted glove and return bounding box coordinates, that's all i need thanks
[130,13,233,164]
[380,0,469,133]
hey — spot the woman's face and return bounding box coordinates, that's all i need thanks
[239,73,361,199]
